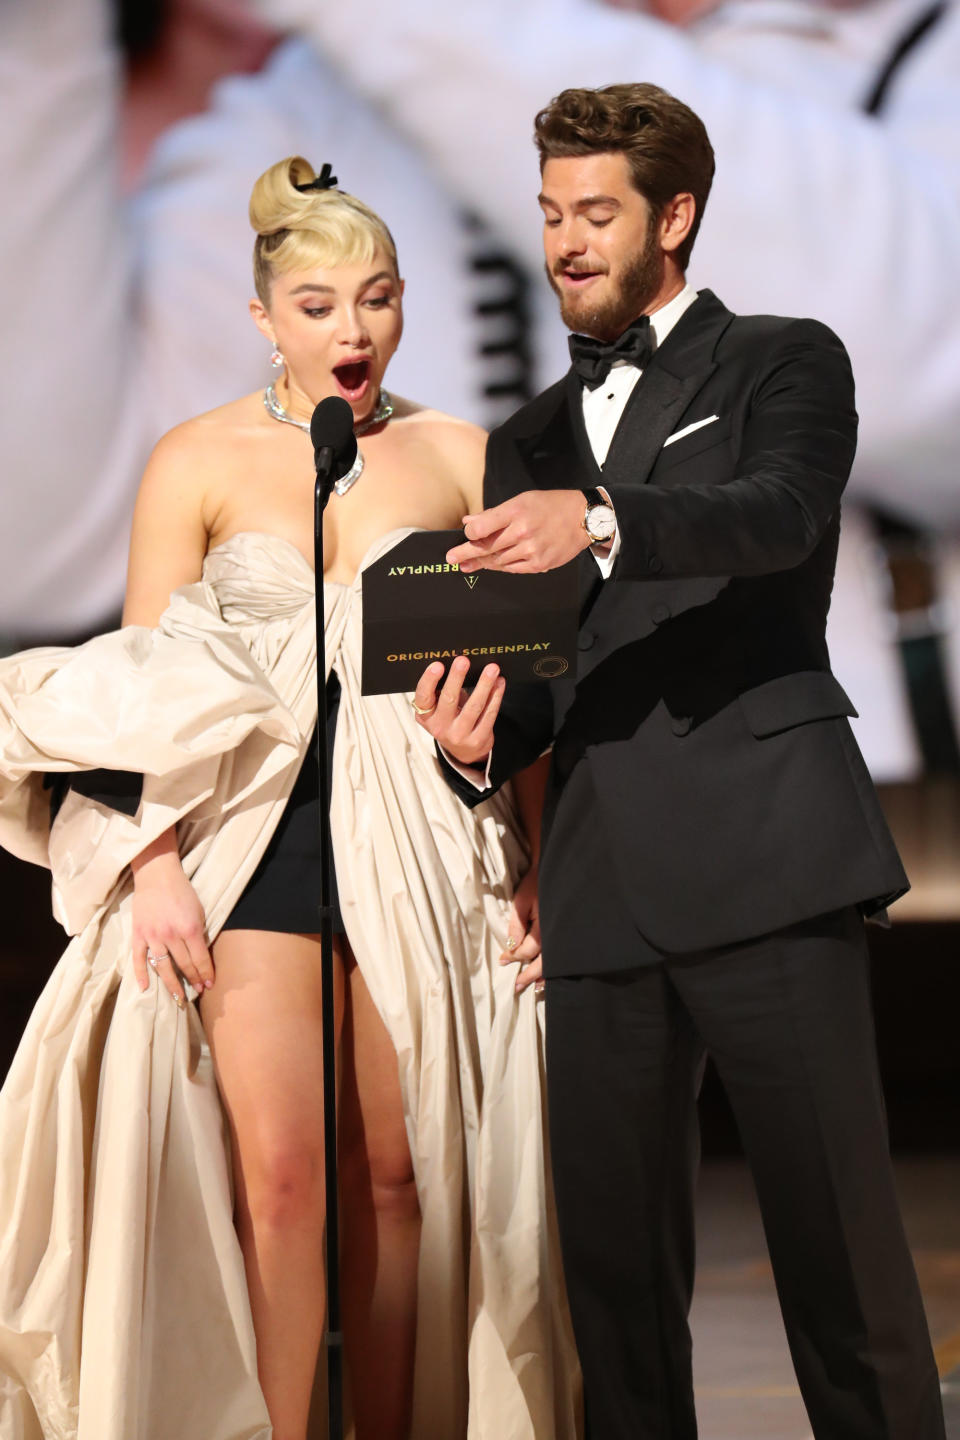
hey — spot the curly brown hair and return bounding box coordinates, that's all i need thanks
[534,83,715,271]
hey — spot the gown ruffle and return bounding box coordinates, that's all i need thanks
[0,528,580,1440]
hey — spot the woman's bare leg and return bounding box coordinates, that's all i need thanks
[338,952,420,1439]
[202,929,344,1440]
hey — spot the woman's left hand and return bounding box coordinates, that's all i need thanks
[500,862,544,996]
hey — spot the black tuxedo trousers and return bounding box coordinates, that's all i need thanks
[543,753,942,1439]
[545,904,943,1440]
[447,292,944,1438]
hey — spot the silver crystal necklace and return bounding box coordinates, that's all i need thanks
[263,382,394,496]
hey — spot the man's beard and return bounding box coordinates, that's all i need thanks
[547,219,664,341]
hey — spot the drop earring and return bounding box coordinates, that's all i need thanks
[270,343,284,369]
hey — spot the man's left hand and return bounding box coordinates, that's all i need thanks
[447,490,592,574]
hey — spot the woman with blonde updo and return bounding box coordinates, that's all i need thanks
[0,158,580,1440]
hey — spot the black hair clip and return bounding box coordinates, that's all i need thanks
[294,162,338,193]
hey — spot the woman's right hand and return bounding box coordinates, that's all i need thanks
[131,832,214,1007]
[500,862,544,997]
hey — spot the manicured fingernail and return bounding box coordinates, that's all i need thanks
[175,994,186,1010]
[535,982,545,995]
[205,979,214,989]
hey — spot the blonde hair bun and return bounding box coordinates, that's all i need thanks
[250,157,399,302]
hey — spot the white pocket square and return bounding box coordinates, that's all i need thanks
[663,414,720,447]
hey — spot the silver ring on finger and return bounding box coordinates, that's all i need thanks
[146,947,171,970]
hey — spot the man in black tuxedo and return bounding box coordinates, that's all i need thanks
[412,83,945,1440]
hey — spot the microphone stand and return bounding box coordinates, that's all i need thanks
[313,451,344,1440]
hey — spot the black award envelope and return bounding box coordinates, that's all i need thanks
[361,530,579,695]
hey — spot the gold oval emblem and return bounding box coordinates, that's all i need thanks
[533,655,569,678]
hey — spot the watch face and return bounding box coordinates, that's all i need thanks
[586,505,616,542]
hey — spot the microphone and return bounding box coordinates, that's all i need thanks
[310,396,357,505]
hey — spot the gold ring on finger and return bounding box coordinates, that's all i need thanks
[411,700,436,716]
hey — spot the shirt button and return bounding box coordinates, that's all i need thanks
[671,715,692,737]
[648,556,663,574]
[578,632,596,652]
[652,602,671,625]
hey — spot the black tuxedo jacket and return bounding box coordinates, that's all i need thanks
[448,290,907,967]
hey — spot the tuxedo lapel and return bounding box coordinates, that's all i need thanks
[565,369,603,483]
[601,289,733,489]
[601,366,707,489]
[514,377,599,490]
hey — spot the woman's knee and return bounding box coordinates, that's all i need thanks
[241,1135,326,1231]
[340,1132,419,1221]
[369,1165,420,1223]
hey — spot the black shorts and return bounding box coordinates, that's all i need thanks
[221,675,345,935]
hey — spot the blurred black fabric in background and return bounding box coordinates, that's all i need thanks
[114,0,167,59]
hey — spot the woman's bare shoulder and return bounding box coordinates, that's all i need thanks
[390,397,487,455]
[139,395,268,508]
[128,399,268,566]
[150,393,265,463]
[387,399,487,511]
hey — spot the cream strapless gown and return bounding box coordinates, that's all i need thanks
[0,530,580,1440]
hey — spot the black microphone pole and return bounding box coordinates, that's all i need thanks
[310,396,355,1440]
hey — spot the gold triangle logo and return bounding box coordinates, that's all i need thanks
[463,574,480,590]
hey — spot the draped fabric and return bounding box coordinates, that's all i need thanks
[0,529,580,1440]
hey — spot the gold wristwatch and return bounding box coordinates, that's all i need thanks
[582,486,617,544]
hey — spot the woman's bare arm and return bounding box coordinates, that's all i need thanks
[123,424,215,1003]
[513,753,548,866]
[456,425,489,522]
[123,423,211,627]
[422,413,487,524]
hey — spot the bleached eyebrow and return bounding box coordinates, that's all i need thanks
[289,270,395,296]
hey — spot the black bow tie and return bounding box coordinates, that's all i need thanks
[568,316,654,390]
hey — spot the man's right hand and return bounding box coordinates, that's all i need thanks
[412,655,505,766]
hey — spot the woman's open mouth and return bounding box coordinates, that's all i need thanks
[332,358,372,402]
